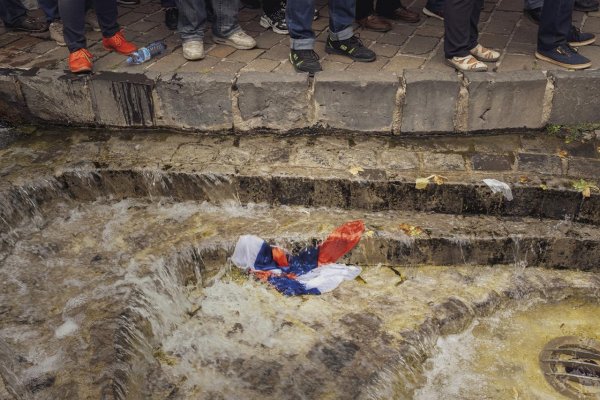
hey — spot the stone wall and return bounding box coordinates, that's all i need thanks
[1,67,599,133]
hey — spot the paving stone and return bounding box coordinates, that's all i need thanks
[382,55,426,72]
[498,54,538,71]
[208,45,236,59]
[18,69,94,124]
[0,69,27,122]
[212,60,245,74]
[90,71,155,127]
[314,71,399,132]
[176,56,220,73]
[414,24,445,38]
[478,33,510,50]
[369,43,400,58]
[378,32,410,46]
[240,58,280,72]
[255,31,285,49]
[517,153,563,175]
[549,70,600,125]
[226,48,264,63]
[465,70,547,131]
[401,35,440,55]
[155,72,233,130]
[401,70,461,133]
[320,60,349,72]
[471,154,513,171]
[504,42,536,55]
[483,11,520,35]
[236,72,309,130]
[422,153,466,171]
[568,158,600,178]
[379,148,420,171]
[146,52,187,72]
[346,57,390,73]
[260,43,290,61]
[128,20,161,33]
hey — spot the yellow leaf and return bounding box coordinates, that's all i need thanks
[364,230,375,238]
[431,174,448,185]
[583,186,591,198]
[519,176,530,184]
[540,184,548,190]
[557,150,568,159]
[415,177,429,190]
[399,223,424,237]
[349,166,364,175]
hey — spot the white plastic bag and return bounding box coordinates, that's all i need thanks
[483,179,513,201]
[296,264,362,293]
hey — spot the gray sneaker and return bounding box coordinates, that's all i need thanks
[213,30,256,50]
[85,9,101,32]
[49,21,66,46]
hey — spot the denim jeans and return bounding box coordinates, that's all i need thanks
[176,0,240,42]
[538,0,573,51]
[0,0,26,25]
[37,0,60,22]
[524,0,544,9]
[444,0,483,58]
[425,0,445,11]
[287,0,354,50]
[59,0,120,52]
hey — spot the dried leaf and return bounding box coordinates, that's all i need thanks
[431,174,448,185]
[399,223,424,237]
[572,179,600,198]
[557,150,568,159]
[540,184,548,191]
[519,176,530,184]
[355,275,367,284]
[415,177,429,190]
[583,186,591,198]
[349,166,364,176]
[364,230,375,238]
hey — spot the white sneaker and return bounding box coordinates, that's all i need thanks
[85,9,101,32]
[49,21,65,46]
[183,40,204,60]
[213,30,256,50]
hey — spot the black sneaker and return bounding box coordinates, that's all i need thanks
[289,49,322,74]
[6,16,48,32]
[165,7,178,30]
[260,8,288,35]
[325,35,376,62]
[535,44,591,70]
[524,7,541,24]
[568,26,596,47]
[574,0,599,11]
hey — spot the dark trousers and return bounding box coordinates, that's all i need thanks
[59,0,120,52]
[425,0,445,11]
[0,0,26,26]
[37,0,60,22]
[538,0,573,51]
[263,0,282,15]
[443,0,482,58]
[356,0,400,19]
[161,0,177,8]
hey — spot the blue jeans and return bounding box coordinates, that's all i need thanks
[59,0,120,52]
[176,0,240,41]
[425,0,445,11]
[287,0,355,50]
[538,0,573,51]
[37,0,60,22]
[524,0,544,9]
[0,0,26,25]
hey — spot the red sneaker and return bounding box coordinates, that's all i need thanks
[68,48,93,73]
[102,30,137,55]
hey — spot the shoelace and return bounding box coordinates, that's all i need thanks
[557,44,579,55]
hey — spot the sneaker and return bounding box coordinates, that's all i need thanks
[102,30,137,55]
[6,16,47,32]
[422,7,444,21]
[446,54,487,72]
[524,7,541,24]
[568,26,596,47]
[469,43,500,62]
[325,35,376,62]
[49,21,65,46]
[117,0,140,4]
[260,8,288,35]
[535,44,591,70]
[68,48,93,73]
[289,49,322,74]
[213,30,256,50]
[165,7,178,31]
[182,40,204,60]
[574,0,599,12]
[85,9,101,32]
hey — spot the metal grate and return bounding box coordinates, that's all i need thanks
[539,336,600,399]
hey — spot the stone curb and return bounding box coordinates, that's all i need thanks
[1,67,599,133]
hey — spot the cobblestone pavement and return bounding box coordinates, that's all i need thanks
[1,0,600,74]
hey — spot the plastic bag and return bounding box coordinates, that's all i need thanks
[318,220,365,264]
[483,179,513,201]
[296,264,362,293]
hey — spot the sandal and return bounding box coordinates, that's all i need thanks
[469,44,500,62]
[446,55,488,72]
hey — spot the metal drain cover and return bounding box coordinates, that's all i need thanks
[539,336,600,399]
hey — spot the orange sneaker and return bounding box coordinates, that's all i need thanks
[68,48,93,73]
[102,30,137,55]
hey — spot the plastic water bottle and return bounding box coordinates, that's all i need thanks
[126,41,167,65]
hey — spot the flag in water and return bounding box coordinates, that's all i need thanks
[231,221,365,295]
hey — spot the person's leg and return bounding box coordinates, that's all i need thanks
[210,0,241,38]
[263,0,282,15]
[37,0,60,22]
[467,0,483,50]
[92,0,120,38]
[537,0,573,51]
[425,0,446,11]
[328,0,354,41]
[0,0,27,25]
[176,0,206,42]
[287,0,316,50]
[443,0,474,58]
[524,0,544,9]
[375,0,400,15]
[58,0,87,51]
[161,0,177,7]
[356,0,374,20]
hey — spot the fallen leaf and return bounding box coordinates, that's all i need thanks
[364,230,375,238]
[399,223,424,237]
[431,174,448,185]
[572,179,600,198]
[540,184,548,190]
[583,186,591,198]
[557,150,568,159]
[519,176,530,184]
[415,177,429,190]
[349,166,364,175]
[355,275,367,284]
